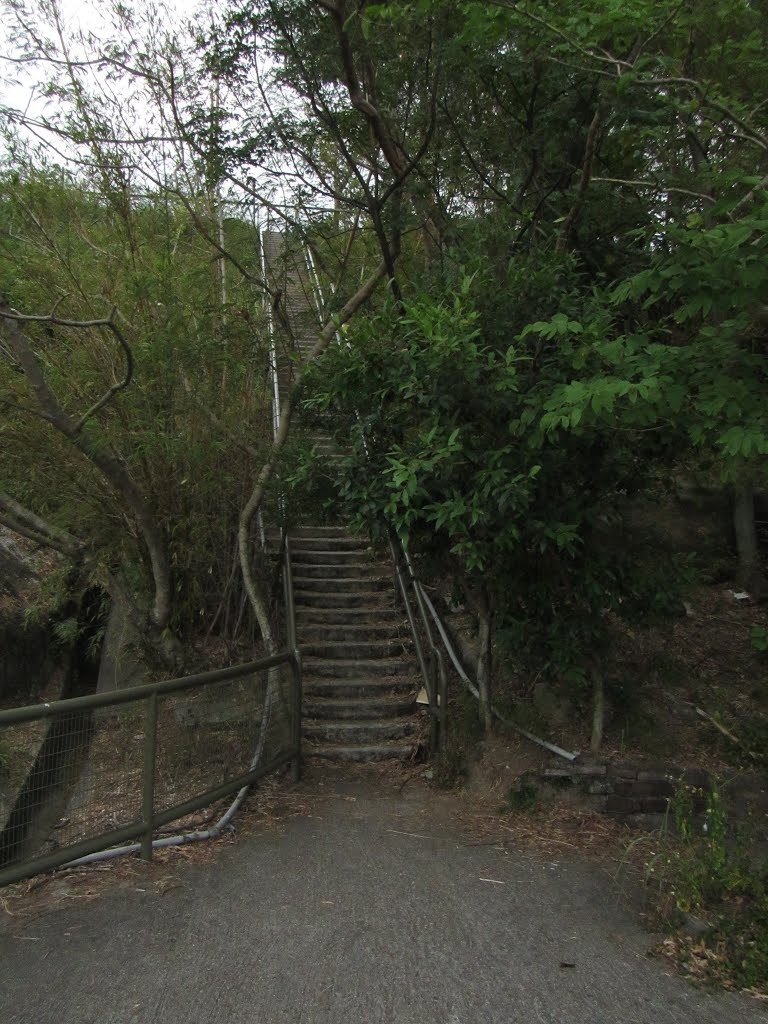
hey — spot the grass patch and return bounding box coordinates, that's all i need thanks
[502,775,539,812]
[646,779,768,995]
[432,691,484,788]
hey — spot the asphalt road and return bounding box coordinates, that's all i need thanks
[1,770,764,1024]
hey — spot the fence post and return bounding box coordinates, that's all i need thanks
[141,691,158,861]
[290,649,303,782]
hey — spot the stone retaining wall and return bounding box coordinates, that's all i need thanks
[540,761,720,831]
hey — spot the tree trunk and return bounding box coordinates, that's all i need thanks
[0,305,181,666]
[734,482,768,600]
[465,582,493,733]
[477,609,493,734]
[238,261,388,649]
[590,668,605,754]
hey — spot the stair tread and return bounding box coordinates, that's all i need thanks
[302,640,408,650]
[303,742,418,761]
[295,588,391,596]
[295,593,393,606]
[294,575,388,582]
[303,696,413,708]
[304,716,417,727]
[296,606,403,614]
[292,561,382,569]
[303,679,417,692]
[297,627,405,639]
[292,551,369,559]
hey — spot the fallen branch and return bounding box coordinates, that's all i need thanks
[694,706,763,761]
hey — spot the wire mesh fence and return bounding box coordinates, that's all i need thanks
[0,653,299,887]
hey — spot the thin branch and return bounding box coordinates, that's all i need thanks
[238,258,389,649]
[0,304,133,433]
[591,177,719,204]
[0,490,83,557]
[731,173,768,217]
[557,104,603,253]
[0,301,173,641]
[179,368,262,461]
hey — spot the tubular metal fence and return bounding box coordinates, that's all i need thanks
[0,651,301,888]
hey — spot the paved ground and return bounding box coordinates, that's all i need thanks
[0,768,764,1024]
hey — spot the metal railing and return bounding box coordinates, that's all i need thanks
[292,233,576,760]
[298,236,447,750]
[388,537,447,751]
[0,651,301,887]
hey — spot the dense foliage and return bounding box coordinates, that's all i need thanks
[0,163,274,657]
[0,0,766,689]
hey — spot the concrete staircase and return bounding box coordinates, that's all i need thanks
[260,229,422,762]
[291,526,421,762]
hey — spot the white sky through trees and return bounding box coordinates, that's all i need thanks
[0,0,196,158]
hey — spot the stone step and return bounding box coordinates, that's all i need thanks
[290,526,351,538]
[297,623,405,642]
[303,677,416,699]
[302,695,415,719]
[304,742,418,763]
[296,607,402,625]
[290,537,368,552]
[290,548,372,564]
[291,562,387,580]
[294,590,394,609]
[303,718,418,744]
[293,576,390,593]
[304,657,414,678]
[301,639,409,660]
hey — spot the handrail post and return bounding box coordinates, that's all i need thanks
[141,690,158,861]
[290,649,303,782]
[283,532,302,781]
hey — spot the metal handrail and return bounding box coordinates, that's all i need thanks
[416,585,576,762]
[388,537,445,750]
[296,237,574,760]
[388,538,429,688]
[0,653,289,726]
[283,531,302,781]
[302,240,444,748]
[260,215,281,441]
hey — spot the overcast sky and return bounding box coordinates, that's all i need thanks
[1,0,194,124]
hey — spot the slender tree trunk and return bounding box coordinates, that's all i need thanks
[0,304,181,666]
[734,482,768,599]
[466,581,493,733]
[238,261,388,647]
[477,606,493,734]
[590,667,605,754]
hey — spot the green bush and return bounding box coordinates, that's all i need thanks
[647,780,768,992]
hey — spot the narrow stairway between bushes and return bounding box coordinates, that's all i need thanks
[261,229,422,762]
